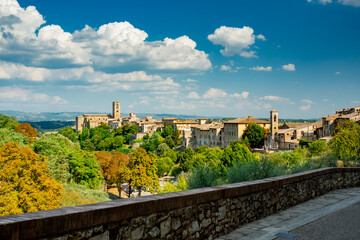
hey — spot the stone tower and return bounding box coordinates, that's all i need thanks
[113,101,120,119]
[270,110,278,148]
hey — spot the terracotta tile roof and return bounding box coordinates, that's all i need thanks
[322,113,340,121]
[192,123,224,130]
[139,120,162,125]
[224,117,270,124]
[281,122,308,128]
[281,121,322,129]
[337,112,360,119]
[277,128,295,134]
[173,120,198,124]
[313,120,323,128]
[162,117,177,120]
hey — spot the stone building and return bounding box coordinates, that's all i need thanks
[121,113,140,125]
[182,122,224,148]
[137,116,163,134]
[75,101,120,132]
[182,116,270,149]
[172,119,199,133]
[222,116,270,147]
[162,117,178,126]
[317,106,360,138]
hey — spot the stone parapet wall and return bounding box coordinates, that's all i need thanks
[1,168,360,240]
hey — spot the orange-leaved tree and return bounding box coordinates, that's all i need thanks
[15,123,38,142]
[113,152,131,197]
[0,142,64,216]
[95,151,119,191]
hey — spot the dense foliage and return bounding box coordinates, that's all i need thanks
[330,120,360,160]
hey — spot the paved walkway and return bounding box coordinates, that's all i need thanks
[216,187,360,240]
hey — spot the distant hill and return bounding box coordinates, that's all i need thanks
[20,121,76,131]
[0,110,106,122]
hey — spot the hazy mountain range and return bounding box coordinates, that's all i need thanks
[0,110,215,122]
[1,110,319,123]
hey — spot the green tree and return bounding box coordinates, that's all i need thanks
[0,128,29,147]
[242,123,266,148]
[172,128,181,146]
[141,132,164,152]
[78,127,90,142]
[331,120,360,159]
[81,139,96,151]
[0,142,64,216]
[68,151,102,189]
[157,156,175,177]
[186,164,221,189]
[178,147,195,171]
[308,140,328,156]
[156,143,170,156]
[58,127,78,143]
[163,125,174,138]
[33,134,74,182]
[143,133,150,140]
[164,136,175,149]
[112,135,125,149]
[221,141,254,168]
[162,149,178,163]
[0,114,18,129]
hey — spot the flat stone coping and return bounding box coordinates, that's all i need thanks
[216,187,360,240]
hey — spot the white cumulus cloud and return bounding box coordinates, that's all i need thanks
[307,0,360,7]
[249,66,272,71]
[203,88,228,99]
[0,0,211,72]
[187,91,201,99]
[220,65,232,71]
[282,63,296,71]
[262,95,291,102]
[208,26,262,57]
[256,34,267,41]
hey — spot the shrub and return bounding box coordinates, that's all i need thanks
[186,164,221,189]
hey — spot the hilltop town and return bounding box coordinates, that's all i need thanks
[75,101,360,151]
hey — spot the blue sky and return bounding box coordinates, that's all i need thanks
[0,0,359,118]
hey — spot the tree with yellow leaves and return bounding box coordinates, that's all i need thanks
[117,148,159,198]
[0,142,64,216]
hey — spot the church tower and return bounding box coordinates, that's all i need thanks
[270,110,278,148]
[112,101,120,119]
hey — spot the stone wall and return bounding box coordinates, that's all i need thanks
[1,168,360,240]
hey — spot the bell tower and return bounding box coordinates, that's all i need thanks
[270,110,278,148]
[112,101,120,119]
